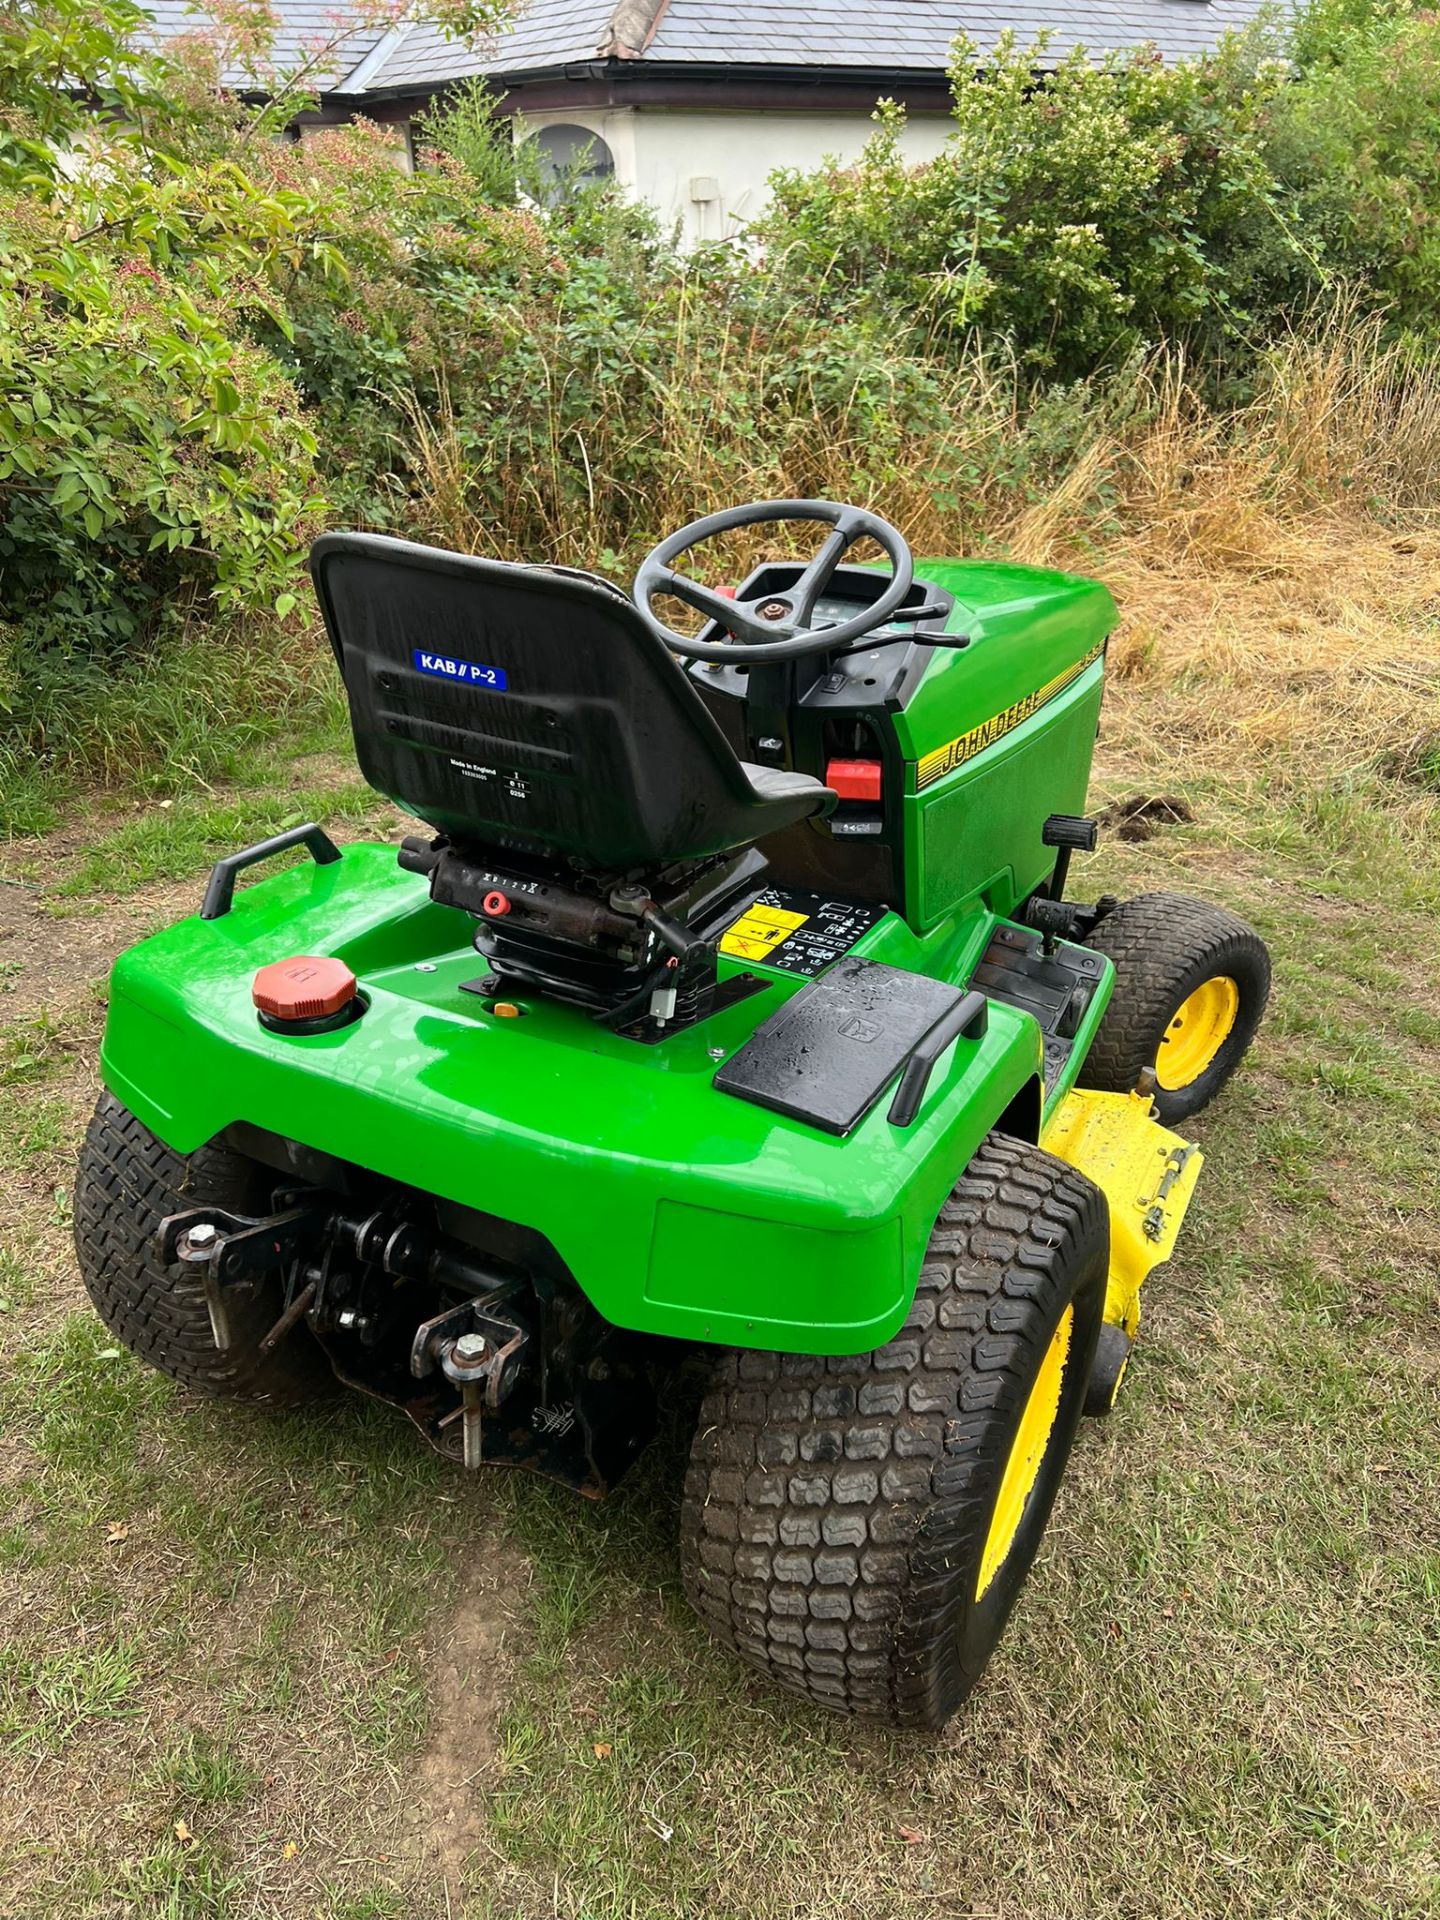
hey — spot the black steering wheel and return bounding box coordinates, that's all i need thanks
[633,499,915,663]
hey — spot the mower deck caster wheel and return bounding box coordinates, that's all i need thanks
[681,1132,1108,1730]
[74,1093,333,1407]
[1084,1323,1132,1416]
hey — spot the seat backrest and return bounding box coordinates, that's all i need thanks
[311,533,771,870]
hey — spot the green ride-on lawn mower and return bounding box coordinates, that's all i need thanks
[76,500,1270,1730]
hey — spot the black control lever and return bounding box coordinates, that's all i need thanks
[1026,896,1081,956]
[1041,814,1099,902]
[889,600,951,623]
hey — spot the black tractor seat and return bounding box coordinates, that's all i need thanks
[311,533,835,871]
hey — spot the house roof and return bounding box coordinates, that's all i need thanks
[140,0,1272,97]
[141,0,390,89]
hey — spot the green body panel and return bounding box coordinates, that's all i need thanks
[896,560,1115,767]
[100,845,1115,1354]
[893,560,1114,929]
[98,556,1120,1356]
[904,665,1105,929]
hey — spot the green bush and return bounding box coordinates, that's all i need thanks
[1264,0,1440,345]
[758,30,1292,383]
[243,95,1013,559]
[0,210,325,640]
[0,2,335,646]
[757,4,1440,383]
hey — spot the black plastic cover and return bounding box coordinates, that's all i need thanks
[310,533,832,871]
[714,955,964,1136]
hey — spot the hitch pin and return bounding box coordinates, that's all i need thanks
[176,1222,231,1351]
[448,1333,490,1469]
[258,1279,318,1356]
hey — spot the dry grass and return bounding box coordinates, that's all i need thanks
[1096,517,1440,800]
[1001,321,1440,798]
[401,310,1440,816]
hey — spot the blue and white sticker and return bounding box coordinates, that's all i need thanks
[412,649,508,691]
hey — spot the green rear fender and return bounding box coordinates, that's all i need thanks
[99,845,1046,1357]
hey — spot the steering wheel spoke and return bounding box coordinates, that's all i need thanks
[634,500,914,664]
[658,568,758,635]
[789,523,856,626]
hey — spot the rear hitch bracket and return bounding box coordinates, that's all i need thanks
[157,1201,328,1350]
[411,1293,531,1469]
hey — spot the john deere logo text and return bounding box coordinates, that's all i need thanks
[914,641,1105,790]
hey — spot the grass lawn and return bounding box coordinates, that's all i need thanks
[0,568,1436,1918]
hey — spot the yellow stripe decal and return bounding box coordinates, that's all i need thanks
[914,641,1106,791]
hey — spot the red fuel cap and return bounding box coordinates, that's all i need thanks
[252,955,357,1022]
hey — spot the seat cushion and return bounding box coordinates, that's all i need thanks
[742,763,835,809]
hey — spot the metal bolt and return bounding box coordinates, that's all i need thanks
[414,962,437,974]
[187,1223,218,1249]
[454,1332,488,1360]
[708,1046,726,1060]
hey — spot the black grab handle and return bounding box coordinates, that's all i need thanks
[201,823,342,921]
[887,990,990,1128]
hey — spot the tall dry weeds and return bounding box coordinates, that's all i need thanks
[995,319,1440,804]
[400,308,1440,799]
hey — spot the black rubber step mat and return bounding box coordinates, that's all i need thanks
[970,923,1106,1091]
[714,955,963,1136]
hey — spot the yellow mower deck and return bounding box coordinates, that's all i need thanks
[1042,1088,1204,1338]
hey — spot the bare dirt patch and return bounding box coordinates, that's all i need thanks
[0,800,406,1028]
[0,873,199,1023]
[404,1546,530,1898]
[1097,791,1196,842]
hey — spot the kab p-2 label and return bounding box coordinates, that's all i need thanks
[412,649,508,690]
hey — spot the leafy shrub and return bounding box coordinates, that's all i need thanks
[757,4,1440,383]
[242,113,563,531]
[758,30,1292,383]
[0,2,337,647]
[1262,0,1440,345]
[0,202,325,641]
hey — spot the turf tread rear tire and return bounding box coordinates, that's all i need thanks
[74,1092,331,1406]
[1080,891,1270,1123]
[680,1132,1107,1729]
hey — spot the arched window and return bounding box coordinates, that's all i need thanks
[528,123,615,197]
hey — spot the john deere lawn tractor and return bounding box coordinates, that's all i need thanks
[75,501,1270,1729]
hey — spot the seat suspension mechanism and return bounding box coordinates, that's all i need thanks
[398,833,769,1035]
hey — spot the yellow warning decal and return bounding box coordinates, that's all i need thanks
[719,902,807,963]
[914,640,1106,791]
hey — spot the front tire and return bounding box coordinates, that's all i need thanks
[680,1133,1108,1729]
[74,1093,332,1407]
[1080,892,1271,1125]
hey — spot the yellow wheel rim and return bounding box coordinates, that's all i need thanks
[1155,976,1239,1091]
[976,1306,1073,1600]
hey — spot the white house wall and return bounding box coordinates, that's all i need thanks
[514,106,953,246]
